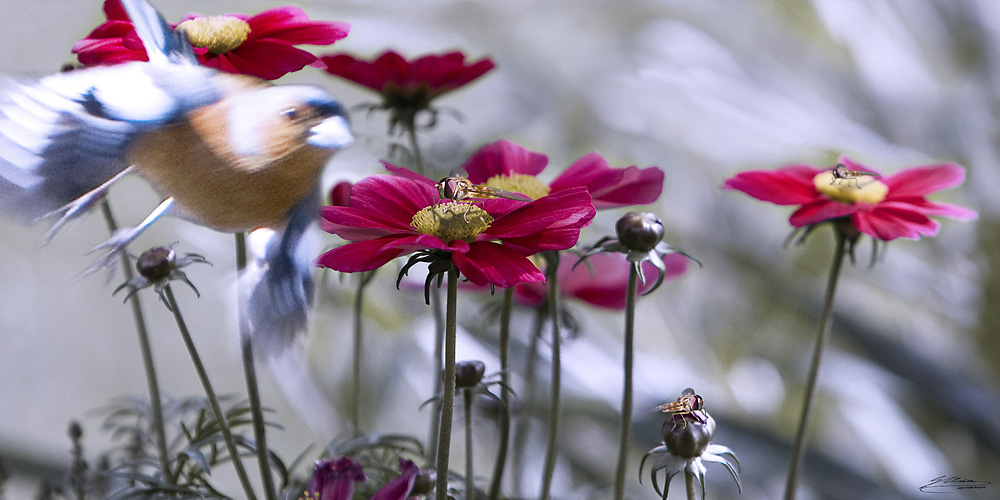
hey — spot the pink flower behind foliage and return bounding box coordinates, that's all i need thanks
[305,457,366,500]
[73,0,350,80]
[722,157,977,241]
[317,174,596,288]
[514,252,689,310]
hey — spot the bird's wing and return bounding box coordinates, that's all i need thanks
[0,64,220,221]
[247,192,321,352]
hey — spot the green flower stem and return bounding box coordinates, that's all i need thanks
[464,388,475,500]
[99,200,171,485]
[539,252,562,500]
[783,228,848,500]
[161,284,258,500]
[487,287,514,500]
[351,272,373,436]
[686,471,697,500]
[402,114,426,175]
[428,284,445,465]
[234,233,277,500]
[435,268,460,499]
[511,304,545,494]
[613,267,639,500]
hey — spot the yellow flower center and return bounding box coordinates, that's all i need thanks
[410,201,494,243]
[484,174,551,200]
[176,16,251,55]
[813,170,888,204]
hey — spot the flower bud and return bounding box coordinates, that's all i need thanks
[615,212,664,252]
[136,247,176,281]
[661,412,716,459]
[454,360,486,388]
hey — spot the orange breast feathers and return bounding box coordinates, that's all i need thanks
[127,74,339,233]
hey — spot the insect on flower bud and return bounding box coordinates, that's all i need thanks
[615,211,664,252]
[135,246,176,281]
[454,360,486,388]
[662,410,716,459]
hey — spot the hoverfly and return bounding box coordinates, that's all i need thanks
[830,163,881,188]
[436,176,533,203]
[435,176,532,223]
[653,389,707,429]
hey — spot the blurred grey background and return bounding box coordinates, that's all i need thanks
[1,0,996,498]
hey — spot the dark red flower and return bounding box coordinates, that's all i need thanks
[72,0,350,80]
[319,50,494,130]
[722,157,977,241]
[316,173,595,288]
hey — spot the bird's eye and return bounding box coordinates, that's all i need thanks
[281,107,300,120]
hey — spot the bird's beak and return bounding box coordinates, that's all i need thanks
[307,115,352,149]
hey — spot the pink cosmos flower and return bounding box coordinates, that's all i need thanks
[72,0,350,80]
[386,140,664,209]
[317,174,596,289]
[304,457,367,500]
[721,157,977,241]
[513,252,689,310]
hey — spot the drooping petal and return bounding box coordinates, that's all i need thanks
[452,242,544,286]
[220,39,320,79]
[884,163,967,199]
[852,206,939,241]
[722,166,823,205]
[461,140,549,183]
[787,198,862,227]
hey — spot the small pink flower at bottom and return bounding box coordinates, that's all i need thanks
[721,157,977,241]
[371,459,430,500]
[304,457,366,500]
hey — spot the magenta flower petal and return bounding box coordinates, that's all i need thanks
[549,152,665,208]
[453,243,545,287]
[382,162,437,185]
[884,163,967,199]
[461,140,549,183]
[482,187,595,240]
[853,207,939,241]
[721,166,823,205]
[788,199,863,227]
[246,6,350,44]
[316,236,413,272]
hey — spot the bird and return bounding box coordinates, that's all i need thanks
[0,0,352,350]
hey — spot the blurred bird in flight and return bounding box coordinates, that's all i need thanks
[0,0,352,350]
